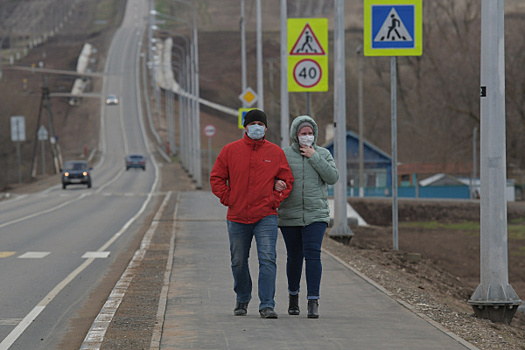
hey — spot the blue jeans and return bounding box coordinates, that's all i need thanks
[280,222,328,300]
[227,215,278,310]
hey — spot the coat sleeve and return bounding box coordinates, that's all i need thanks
[273,150,294,208]
[210,148,231,206]
[308,148,339,185]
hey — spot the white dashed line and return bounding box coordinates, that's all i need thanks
[82,252,111,259]
[18,252,50,259]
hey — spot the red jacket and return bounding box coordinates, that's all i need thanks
[210,134,294,224]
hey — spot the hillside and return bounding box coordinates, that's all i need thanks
[3,0,525,189]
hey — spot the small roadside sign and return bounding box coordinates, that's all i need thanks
[204,124,216,137]
[38,125,49,141]
[238,87,258,107]
[364,0,423,56]
[10,116,26,142]
[238,108,256,129]
[288,18,328,92]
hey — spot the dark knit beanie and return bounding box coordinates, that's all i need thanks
[296,121,314,135]
[243,109,267,127]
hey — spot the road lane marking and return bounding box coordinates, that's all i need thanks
[18,252,50,259]
[0,306,45,350]
[0,319,22,326]
[0,252,16,258]
[0,193,89,229]
[82,252,110,259]
[0,179,158,349]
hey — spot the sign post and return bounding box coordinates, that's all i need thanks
[10,116,26,184]
[364,0,422,250]
[204,124,216,181]
[38,125,49,175]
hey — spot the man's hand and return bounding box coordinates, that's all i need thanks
[274,179,287,192]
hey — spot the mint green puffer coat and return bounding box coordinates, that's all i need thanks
[278,115,339,226]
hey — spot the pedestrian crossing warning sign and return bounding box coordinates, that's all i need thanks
[364,0,422,57]
[290,23,325,55]
[374,8,412,42]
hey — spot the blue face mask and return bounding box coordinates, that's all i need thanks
[247,124,265,140]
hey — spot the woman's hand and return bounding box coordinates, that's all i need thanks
[300,145,315,158]
[274,179,287,192]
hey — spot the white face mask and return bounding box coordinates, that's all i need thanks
[298,135,315,147]
[247,124,265,139]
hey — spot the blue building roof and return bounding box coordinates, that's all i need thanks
[324,130,392,168]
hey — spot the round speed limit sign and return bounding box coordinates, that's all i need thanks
[293,59,322,88]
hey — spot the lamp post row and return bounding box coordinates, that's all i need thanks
[149,0,202,189]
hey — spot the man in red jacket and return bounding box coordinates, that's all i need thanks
[210,109,294,318]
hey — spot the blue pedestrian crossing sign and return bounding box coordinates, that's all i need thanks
[364,0,422,56]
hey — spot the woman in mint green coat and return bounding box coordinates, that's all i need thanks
[275,115,339,318]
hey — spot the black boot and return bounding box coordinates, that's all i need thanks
[307,299,319,319]
[288,294,300,315]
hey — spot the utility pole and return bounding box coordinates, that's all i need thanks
[468,0,521,324]
[256,0,264,110]
[241,0,247,108]
[280,0,289,147]
[329,0,353,242]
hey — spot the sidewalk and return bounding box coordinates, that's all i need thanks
[157,191,477,350]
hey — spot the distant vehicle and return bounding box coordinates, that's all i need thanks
[61,160,92,189]
[125,154,146,171]
[106,94,119,105]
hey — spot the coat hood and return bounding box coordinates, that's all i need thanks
[289,115,318,145]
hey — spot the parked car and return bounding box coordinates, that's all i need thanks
[61,160,92,189]
[106,94,119,105]
[125,154,146,171]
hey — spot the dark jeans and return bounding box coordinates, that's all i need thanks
[280,222,328,299]
[227,215,278,310]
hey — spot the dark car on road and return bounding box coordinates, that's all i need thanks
[105,94,119,105]
[61,160,92,189]
[125,154,146,171]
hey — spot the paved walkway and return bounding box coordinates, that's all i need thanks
[158,191,477,350]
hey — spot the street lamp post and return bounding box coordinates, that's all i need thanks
[150,4,202,189]
[468,0,521,324]
[329,0,353,242]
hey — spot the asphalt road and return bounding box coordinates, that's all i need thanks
[0,0,156,348]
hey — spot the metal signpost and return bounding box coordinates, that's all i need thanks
[364,0,422,250]
[37,125,49,175]
[10,116,26,184]
[204,124,215,182]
